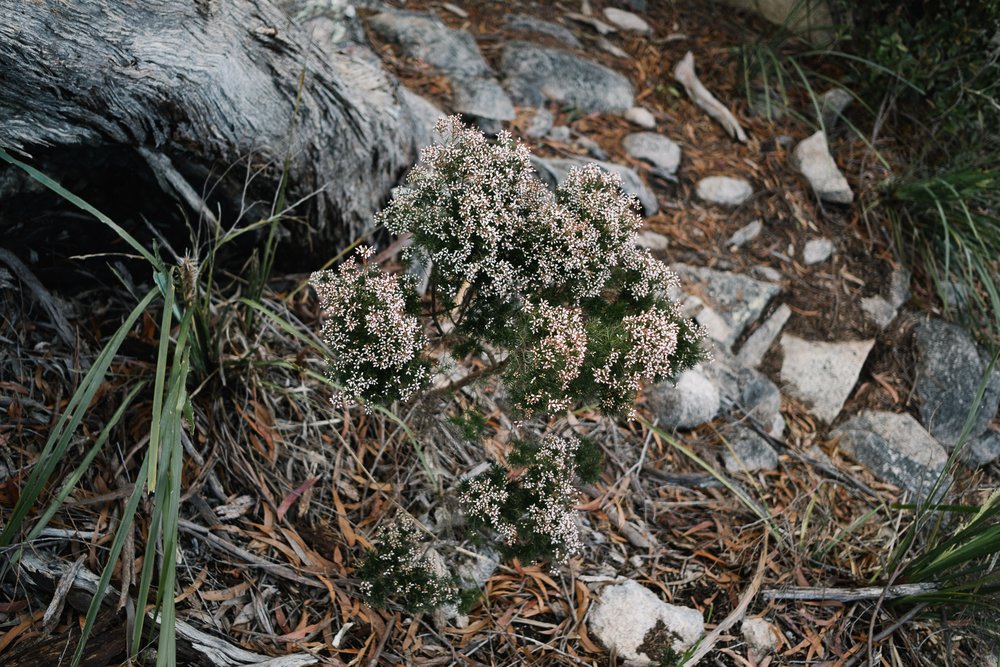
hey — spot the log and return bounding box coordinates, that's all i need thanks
[0,0,433,251]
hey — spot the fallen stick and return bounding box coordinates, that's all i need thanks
[762,583,938,602]
[673,51,748,143]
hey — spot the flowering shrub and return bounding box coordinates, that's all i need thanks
[356,517,459,611]
[369,116,705,416]
[311,116,707,613]
[458,434,602,564]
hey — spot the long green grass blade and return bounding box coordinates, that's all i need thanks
[0,287,159,548]
[147,272,176,493]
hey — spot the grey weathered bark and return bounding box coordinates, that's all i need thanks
[0,0,431,248]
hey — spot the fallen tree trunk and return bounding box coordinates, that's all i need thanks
[0,0,434,251]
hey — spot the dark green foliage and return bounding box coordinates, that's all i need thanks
[355,518,459,613]
[459,434,587,564]
[448,409,489,442]
[852,1,1000,150]
[573,437,604,484]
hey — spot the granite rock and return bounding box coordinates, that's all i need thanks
[696,176,754,206]
[589,580,704,666]
[791,131,853,204]
[623,132,681,173]
[914,319,1000,448]
[834,410,949,501]
[780,335,874,423]
[500,42,634,113]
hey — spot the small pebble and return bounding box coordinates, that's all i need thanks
[802,238,834,265]
[624,106,656,128]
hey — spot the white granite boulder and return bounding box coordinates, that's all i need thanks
[589,580,704,666]
[779,335,874,423]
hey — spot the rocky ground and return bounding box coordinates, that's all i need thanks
[2,0,998,666]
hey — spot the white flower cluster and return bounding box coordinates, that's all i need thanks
[518,301,588,413]
[378,116,556,305]
[378,117,678,311]
[359,517,457,608]
[458,474,516,545]
[549,164,644,300]
[520,434,584,562]
[309,248,428,405]
[459,434,584,563]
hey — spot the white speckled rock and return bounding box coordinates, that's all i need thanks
[780,335,875,423]
[696,176,753,206]
[646,367,721,430]
[802,237,834,265]
[792,131,853,204]
[635,229,670,250]
[623,132,681,173]
[742,617,778,658]
[589,580,704,666]
[625,106,656,128]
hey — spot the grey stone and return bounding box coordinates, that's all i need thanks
[780,335,875,423]
[451,77,516,121]
[623,132,681,173]
[566,12,617,35]
[860,295,898,329]
[723,425,779,473]
[589,580,704,665]
[742,618,779,658]
[603,7,652,32]
[834,411,949,501]
[726,219,762,249]
[500,42,635,113]
[753,265,783,282]
[531,156,658,215]
[524,107,554,138]
[369,12,514,122]
[546,125,571,142]
[861,268,910,328]
[914,319,1000,448]
[701,352,785,436]
[736,303,791,368]
[819,87,853,129]
[635,230,670,251]
[369,12,488,81]
[791,131,853,204]
[505,14,582,48]
[398,87,444,153]
[696,176,753,206]
[646,368,721,430]
[673,265,780,350]
[625,106,656,129]
[964,428,1000,466]
[455,547,500,588]
[802,237,834,265]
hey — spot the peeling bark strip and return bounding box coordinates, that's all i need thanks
[0,0,426,246]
